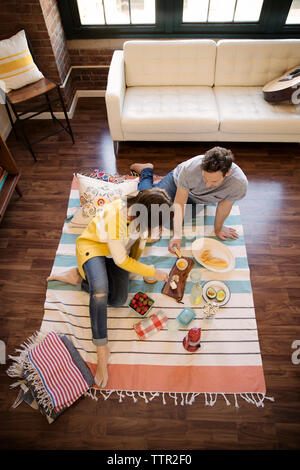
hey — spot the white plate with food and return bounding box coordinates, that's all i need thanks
[202,280,231,307]
[191,237,235,273]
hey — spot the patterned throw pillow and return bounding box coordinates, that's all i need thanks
[89,170,130,183]
[0,30,44,93]
[89,169,163,184]
[69,173,139,228]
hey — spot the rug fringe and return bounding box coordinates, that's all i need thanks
[84,389,274,408]
[6,330,54,413]
[6,330,48,379]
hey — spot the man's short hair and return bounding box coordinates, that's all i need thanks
[201,147,234,176]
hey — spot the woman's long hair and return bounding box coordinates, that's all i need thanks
[126,187,173,235]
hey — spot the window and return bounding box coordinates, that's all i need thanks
[182,0,264,23]
[286,0,300,24]
[57,0,300,38]
[77,0,156,25]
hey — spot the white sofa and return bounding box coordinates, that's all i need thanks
[105,39,300,151]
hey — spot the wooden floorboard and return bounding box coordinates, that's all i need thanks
[0,98,300,450]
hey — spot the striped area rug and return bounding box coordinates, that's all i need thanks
[42,176,273,408]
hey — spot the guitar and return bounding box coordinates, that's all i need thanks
[262,66,300,103]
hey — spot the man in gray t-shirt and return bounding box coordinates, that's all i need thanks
[130,146,248,254]
[173,154,247,205]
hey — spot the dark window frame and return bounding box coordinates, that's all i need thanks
[57,0,300,39]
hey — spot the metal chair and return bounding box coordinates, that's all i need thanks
[3,33,74,161]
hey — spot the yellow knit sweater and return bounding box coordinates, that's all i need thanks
[76,199,156,280]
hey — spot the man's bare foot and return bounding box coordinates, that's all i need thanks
[94,344,110,388]
[130,162,153,175]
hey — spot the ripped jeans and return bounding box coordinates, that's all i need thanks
[82,256,129,346]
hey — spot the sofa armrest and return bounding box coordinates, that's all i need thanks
[105,50,125,141]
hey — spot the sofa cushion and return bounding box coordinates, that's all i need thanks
[124,40,216,87]
[214,86,300,134]
[122,86,220,134]
[215,39,300,87]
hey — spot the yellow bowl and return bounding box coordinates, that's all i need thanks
[176,258,188,271]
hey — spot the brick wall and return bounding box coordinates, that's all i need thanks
[0,0,73,110]
[0,1,119,112]
[39,0,71,83]
[68,48,113,66]
[68,46,113,93]
[0,0,64,84]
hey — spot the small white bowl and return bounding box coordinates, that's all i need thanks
[176,258,188,271]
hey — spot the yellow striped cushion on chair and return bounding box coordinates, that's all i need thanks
[0,30,44,93]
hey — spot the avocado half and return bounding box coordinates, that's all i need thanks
[206,287,216,299]
[216,289,226,302]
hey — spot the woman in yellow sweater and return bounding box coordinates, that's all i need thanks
[76,187,172,388]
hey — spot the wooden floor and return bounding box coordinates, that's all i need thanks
[0,98,300,451]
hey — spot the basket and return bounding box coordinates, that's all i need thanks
[128,291,155,317]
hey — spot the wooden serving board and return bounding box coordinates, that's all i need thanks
[161,257,194,303]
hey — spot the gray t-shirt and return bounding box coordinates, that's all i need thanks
[173,155,248,204]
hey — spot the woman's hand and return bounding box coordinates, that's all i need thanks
[154,269,169,282]
[168,238,182,254]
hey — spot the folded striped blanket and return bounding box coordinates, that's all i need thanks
[7,331,94,422]
[27,331,90,412]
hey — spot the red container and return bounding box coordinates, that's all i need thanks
[183,328,201,352]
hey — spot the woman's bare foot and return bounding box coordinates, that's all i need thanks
[130,162,153,175]
[94,344,110,388]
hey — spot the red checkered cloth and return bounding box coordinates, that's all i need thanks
[134,311,168,341]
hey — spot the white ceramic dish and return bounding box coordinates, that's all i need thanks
[191,238,235,273]
[202,280,231,307]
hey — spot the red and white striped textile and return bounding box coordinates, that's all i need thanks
[28,331,90,412]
